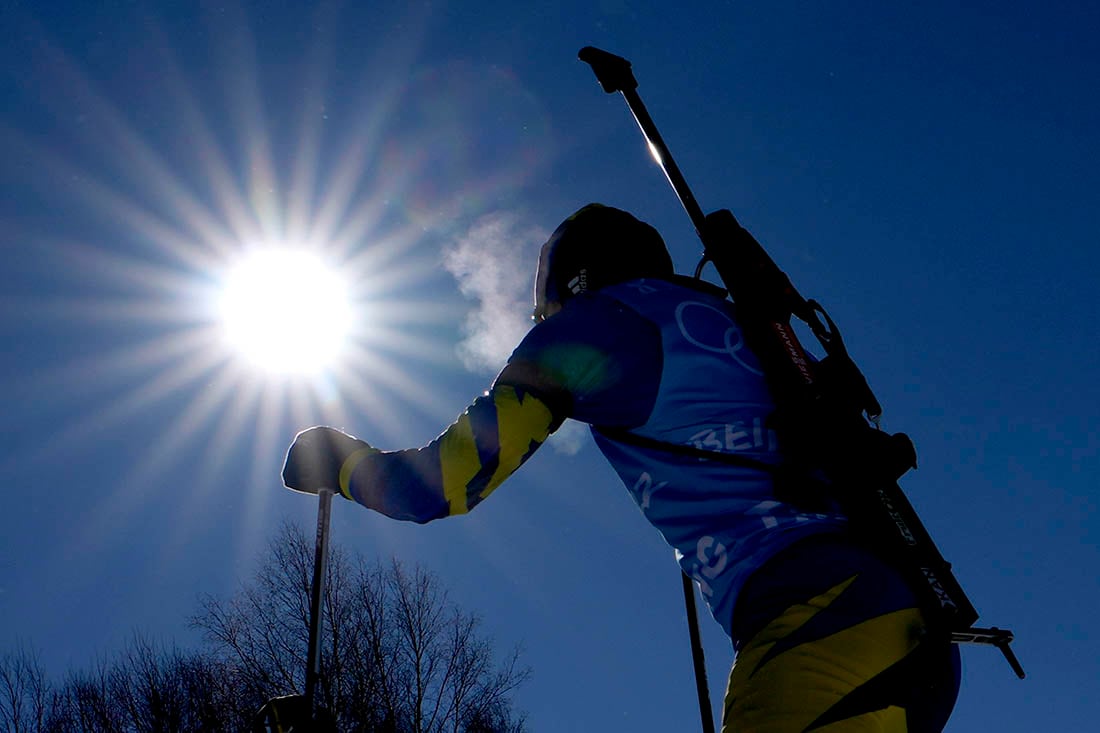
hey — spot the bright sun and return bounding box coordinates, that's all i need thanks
[218,248,353,376]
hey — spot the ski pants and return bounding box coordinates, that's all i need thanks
[723,535,961,732]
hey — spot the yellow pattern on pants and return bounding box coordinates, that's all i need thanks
[723,576,926,732]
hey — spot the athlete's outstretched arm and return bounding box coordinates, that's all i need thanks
[282,381,561,523]
[283,293,653,521]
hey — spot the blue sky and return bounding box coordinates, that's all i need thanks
[1,1,1098,730]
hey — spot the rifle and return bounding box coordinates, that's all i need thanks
[578,46,1023,680]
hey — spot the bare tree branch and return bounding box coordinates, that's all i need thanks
[4,520,529,732]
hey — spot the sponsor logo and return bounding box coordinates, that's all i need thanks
[921,566,959,611]
[876,487,917,545]
[568,268,588,294]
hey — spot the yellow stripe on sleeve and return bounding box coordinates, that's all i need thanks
[435,386,556,516]
[438,413,483,516]
[479,385,555,500]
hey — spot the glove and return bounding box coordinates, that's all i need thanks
[282,426,374,496]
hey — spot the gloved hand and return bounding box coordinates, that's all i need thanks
[282,426,374,496]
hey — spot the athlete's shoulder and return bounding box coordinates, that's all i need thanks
[514,288,656,353]
[500,286,664,426]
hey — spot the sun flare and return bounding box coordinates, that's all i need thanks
[218,247,353,376]
[13,8,557,564]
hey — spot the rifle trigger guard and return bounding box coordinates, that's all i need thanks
[693,253,711,280]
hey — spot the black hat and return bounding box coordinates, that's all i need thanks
[533,204,673,320]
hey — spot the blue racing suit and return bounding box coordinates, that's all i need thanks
[508,276,850,637]
[332,276,961,732]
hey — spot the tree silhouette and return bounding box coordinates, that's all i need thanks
[194,523,529,732]
[0,523,529,732]
[0,645,55,732]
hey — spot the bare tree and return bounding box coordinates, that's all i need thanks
[0,645,58,733]
[192,522,530,732]
[0,523,528,732]
[35,638,238,732]
[56,656,124,733]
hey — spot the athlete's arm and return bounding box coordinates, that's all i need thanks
[283,291,661,522]
[335,382,560,522]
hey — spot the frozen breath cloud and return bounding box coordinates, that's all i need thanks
[443,211,543,373]
[443,211,585,456]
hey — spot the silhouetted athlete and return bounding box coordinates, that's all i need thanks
[283,204,961,732]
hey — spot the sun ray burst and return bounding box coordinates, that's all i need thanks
[4,0,562,578]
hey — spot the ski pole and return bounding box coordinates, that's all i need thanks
[253,487,337,732]
[304,486,335,718]
[681,572,716,733]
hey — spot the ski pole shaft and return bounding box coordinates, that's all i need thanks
[681,572,716,733]
[579,47,709,239]
[305,487,335,716]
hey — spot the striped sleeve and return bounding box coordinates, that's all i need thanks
[340,384,557,522]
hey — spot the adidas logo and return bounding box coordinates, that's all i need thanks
[568,269,588,294]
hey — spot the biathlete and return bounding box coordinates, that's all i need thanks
[283,203,961,732]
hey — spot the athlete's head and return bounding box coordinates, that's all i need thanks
[533,203,674,321]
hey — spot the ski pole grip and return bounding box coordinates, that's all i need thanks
[579,46,637,93]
